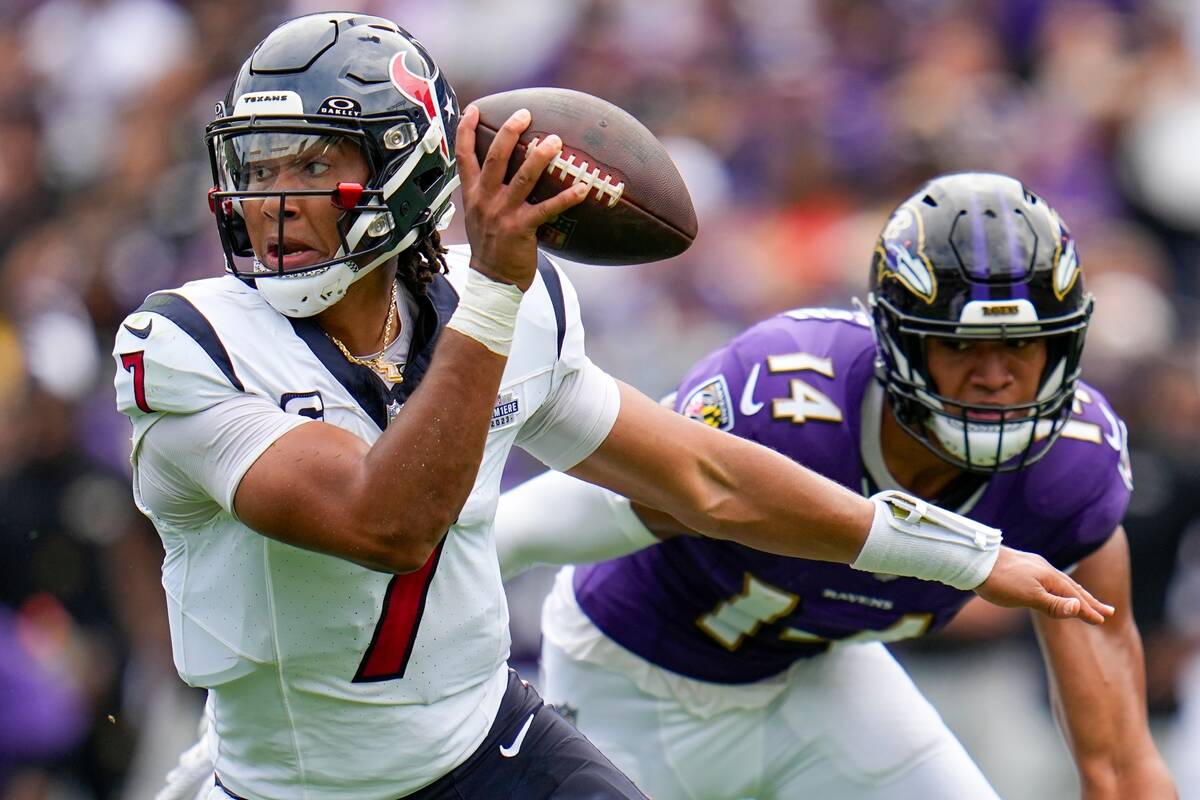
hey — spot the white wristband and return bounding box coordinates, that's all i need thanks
[851,490,1002,590]
[445,268,525,355]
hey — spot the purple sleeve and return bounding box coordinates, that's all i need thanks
[672,340,750,436]
[1025,384,1134,569]
[1044,457,1131,570]
[670,314,876,491]
[0,608,87,763]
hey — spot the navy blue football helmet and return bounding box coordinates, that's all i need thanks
[867,172,1093,472]
[204,13,459,316]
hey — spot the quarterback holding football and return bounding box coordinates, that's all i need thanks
[123,13,1115,800]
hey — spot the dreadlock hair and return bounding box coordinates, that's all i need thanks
[396,230,449,296]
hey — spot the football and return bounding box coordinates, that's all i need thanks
[471,87,698,266]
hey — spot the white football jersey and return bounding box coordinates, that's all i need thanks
[112,247,620,800]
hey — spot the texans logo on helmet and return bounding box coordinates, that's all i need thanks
[389,49,450,162]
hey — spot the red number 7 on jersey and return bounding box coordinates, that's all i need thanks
[120,351,154,413]
[353,541,445,682]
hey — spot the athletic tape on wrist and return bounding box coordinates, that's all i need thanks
[445,268,525,355]
[851,490,1002,590]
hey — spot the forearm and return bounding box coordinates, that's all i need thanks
[1076,752,1176,800]
[338,256,534,565]
[495,470,660,581]
[573,384,872,563]
[666,427,874,562]
[1042,626,1174,799]
[1040,616,1146,756]
[653,437,1001,586]
[355,329,507,553]
[1034,531,1176,798]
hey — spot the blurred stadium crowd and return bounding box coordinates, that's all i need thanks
[1,0,1199,798]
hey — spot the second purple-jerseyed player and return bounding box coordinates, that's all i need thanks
[572,308,1129,683]
[497,173,1174,799]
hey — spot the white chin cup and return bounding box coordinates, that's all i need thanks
[926,414,1035,467]
[253,259,375,318]
[253,226,421,318]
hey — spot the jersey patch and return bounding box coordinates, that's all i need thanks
[491,391,521,430]
[681,375,734,431]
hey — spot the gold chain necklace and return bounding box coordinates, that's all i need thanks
[324,282,404,384]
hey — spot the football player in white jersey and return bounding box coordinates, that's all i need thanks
[121,14,1115,800]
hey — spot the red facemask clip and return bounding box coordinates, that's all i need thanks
[207,187,234,217]
[332,182,364,210]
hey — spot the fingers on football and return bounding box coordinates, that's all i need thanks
[506,133,561,200]
[528,186,589,230]
[479,108,531,188]
[512,134,588,224]
[530,180,590,225]
[455,105,481,188]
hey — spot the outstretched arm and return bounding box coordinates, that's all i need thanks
[571,382,1114,622]
[1032,527,1176,799]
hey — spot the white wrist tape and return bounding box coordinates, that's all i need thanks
[445,268,525,355]
[852,490,1002,590]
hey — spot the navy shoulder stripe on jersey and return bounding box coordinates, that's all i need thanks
[288,275,461,431]
[396,271,460,403]
[137,292,245,391]
[289,312,389,429]
[536,252,566,359]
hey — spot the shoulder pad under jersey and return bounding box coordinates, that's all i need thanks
[1024,380,1133,528]
[113,290,245,421]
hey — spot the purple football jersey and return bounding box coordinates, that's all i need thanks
[574,309,1132,684]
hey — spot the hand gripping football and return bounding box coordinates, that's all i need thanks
[471,88,698,266]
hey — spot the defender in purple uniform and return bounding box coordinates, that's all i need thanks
[499,174,1175,799]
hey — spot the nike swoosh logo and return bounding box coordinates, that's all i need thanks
[499,712,535,759]
[123,320,153,339]
[740,363,763,415]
